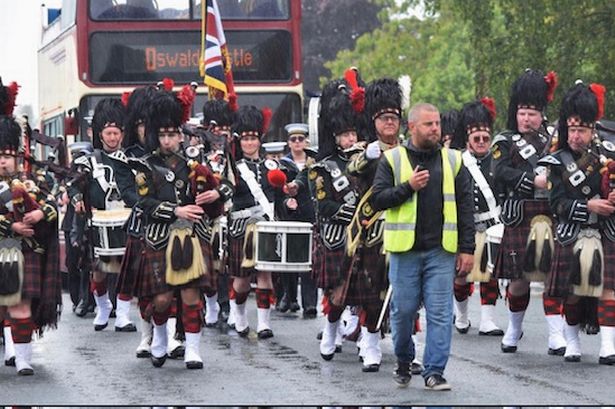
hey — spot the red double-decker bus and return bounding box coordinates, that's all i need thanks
[38,0,303,153]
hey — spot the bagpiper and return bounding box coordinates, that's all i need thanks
[541,81,615,364]
[0,77,62,375]
[130,86,220,369]
[492,69,567,355]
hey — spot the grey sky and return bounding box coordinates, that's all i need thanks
[0,1,61,124]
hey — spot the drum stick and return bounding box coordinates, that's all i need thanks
[376,285,392,331]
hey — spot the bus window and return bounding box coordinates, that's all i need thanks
[90,0,192,20]
[193,0,289,20]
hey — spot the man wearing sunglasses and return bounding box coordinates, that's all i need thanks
[451,99,505,338]
[276,124,318,318]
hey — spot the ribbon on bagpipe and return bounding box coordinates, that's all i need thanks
[188,159,223,219]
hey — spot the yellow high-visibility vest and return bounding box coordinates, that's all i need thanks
[383,146,462,253]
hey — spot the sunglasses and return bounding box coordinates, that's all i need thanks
[471,135,491,143]
[377,114,401,123]
[289,135,306,143]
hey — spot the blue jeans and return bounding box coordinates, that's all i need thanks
[389,246,455,378]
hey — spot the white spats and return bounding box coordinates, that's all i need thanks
[14,342,33,375]
[502,310,525,349]
[361,329,382,369]
[234,302,249,334]
[93,292,113,329]
[479,304,503,334]
[563,323,581,361]
[546,314,567,351]
[3,325,15,364]
[454,298,470,333]
[184,332,203,369]
[136,317,153,358]
[151,323,168,359]
[599,326,615,359]
[204,294,220,326]
[320,319,340,359]
[114,298,135,329]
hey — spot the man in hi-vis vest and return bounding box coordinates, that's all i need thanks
[372,103,475,391]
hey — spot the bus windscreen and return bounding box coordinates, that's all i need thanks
[89,30,292,84]
[90,0,289,20]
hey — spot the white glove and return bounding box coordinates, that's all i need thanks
[365,141,381,160]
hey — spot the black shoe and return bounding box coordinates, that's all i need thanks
[548,346,566,356]
[479,328,505,336]
[501,332,523,353]
[316,330,323,340]
[501,344,517,353]
[393,361,411,387]
[303,307,317,319]
[411,361,424,375]
[186,360,204,369]
[320,352,334,361]
[257,329,274,339]
[362,363,380,372]
[115,323,137,332]
[136,350,151,358]
[5,356,15,367]
[277,298,290,313]
[564,355,581,362]
[585,323,600,335]
[454,320,471,334]
[74,300,92,318]
[204,321,218,328]
[335,345,342,353]
[168,345,185,359]
[151,354,167,368]
[289,301,300,313]
[17,367,34,376]
[599,355,615,365]
[424,374,451,391]
[237,327,250,337]
[94,323,108,331]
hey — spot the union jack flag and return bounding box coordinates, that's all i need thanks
[199,0,236,105]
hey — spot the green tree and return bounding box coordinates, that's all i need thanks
[325,4,475,112]
[322,0,615,127]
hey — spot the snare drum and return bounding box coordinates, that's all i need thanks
[255,221,312,272]
[91,209,131,257]
[486,224,504,275]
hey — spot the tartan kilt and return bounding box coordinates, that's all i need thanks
[228,234,257,278]
[20,247,44,299]
[315,245,348,291]
[494,199,552,280]
[116,235,145,296]
[344,244,387,307]
[546,237,615,298]
[135,238,213,298]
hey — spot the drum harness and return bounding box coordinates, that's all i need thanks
[235,161,274,221]
[462,150,501,231]
[89,150,126,211]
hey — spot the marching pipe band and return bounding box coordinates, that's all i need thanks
[2,68,615,385]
